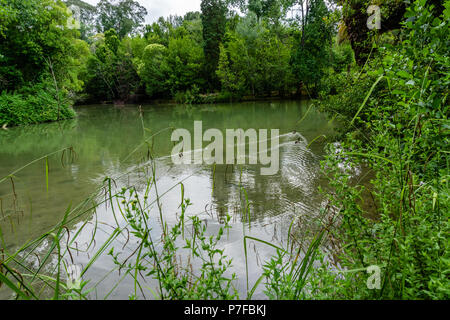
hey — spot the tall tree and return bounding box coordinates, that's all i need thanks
[201,0,228,90]
[332,0,443,64]
[137,44,168,97]
[291,0,333,94]
[217,15,294,98]
[84,29,140,102]
[0,0,88,125]
[95,0,148,39]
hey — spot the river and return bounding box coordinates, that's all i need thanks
[0,100,337,299]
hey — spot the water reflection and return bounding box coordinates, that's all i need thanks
[0,101,336,299]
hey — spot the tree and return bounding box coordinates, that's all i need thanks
[164,36,205,95]
[254,31,293,96]
[64,0,96,41]
[95,0,148,39]
[216,44,245,95]
[291,0,333,95]
[218,15,294,97]
[144,17,174,46]
[332,0,445,64]
[247,0,279,20]
[0,0,86,93]
[145,13,204,47]
[137,44,168,97]
[201,0,228,90]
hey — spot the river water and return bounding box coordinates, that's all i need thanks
[0,101,337,299]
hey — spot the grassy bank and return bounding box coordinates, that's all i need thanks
[0,0,448,300]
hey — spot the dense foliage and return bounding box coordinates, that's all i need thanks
[0,0,448,301]
[201,0,228,90]
[309,0,449,299]
[1,0,351,124]
[0,0,87,126]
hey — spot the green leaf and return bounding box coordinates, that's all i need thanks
[397,70,411,79]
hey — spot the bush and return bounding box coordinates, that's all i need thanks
[0,82,75,127]
[311,0,450,299]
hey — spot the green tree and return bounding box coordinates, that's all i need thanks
[218,15,294,97]
[0,0,86,125]
[83,29,141,102]
[64,0,96,41]
[201,0,228,90]
[333,0,444,64]
[331,41,354,74]
[0,0,85,92]
[137,44,168,97]
[95,0,148,39]
[164,36,205,95]
[248,0,279,20]
[0,0,13,38]
[291,0,333,95]
[144,17,173,46]
[145,13,204,47]
[216,43,245,95]
[254,31,293,96]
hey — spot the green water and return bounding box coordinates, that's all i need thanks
[0,101,336,299]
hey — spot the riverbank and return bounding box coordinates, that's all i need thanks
[0,101,339,299]
[307,0,449,299]
[74,90,310,107]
